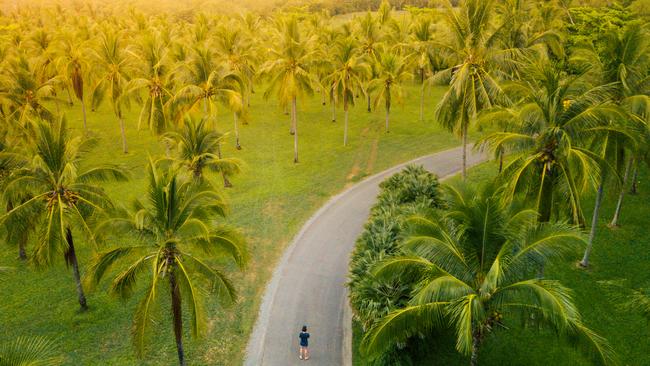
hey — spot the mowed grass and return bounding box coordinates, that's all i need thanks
[353,161,650,365]
[0,83,460,365]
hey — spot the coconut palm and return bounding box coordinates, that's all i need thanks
[0,118,128,311]
[127,32,175,135]
[410,16,435,122]
[324,38,370,146]
[173,46,243,185]
[361,183,615,366]
[0,337,63,366]
[215,23,257,148]
[369,49,412,133]
[356,12,383,113]
[87,159,248,366]
[55,33,92,132]
[163,116,242,182]
[596,24,650,227]
[0,54,59,124]
[479,59,624,226]
[435,0,505,179]
[260,16,315,163]
[90,30,135,153]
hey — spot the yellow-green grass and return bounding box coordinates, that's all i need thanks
[353,161,650,365]
[0,83,460,365]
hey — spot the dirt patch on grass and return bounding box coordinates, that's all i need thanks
[365,138,379,175]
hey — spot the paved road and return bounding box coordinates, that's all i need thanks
[245,146,486,366]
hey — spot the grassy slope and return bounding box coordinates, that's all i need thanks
[0,83,460,365]
[354,161,650,365]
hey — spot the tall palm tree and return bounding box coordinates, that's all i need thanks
[435,0,505,179]
[410,16,435,122]
[0,118,128,311]
[597,24,650,227]
[163,116,242,182]
[90,31,134,153]
[260,16,315,163]
[215,23,257,148]
[87,159,248,366]
[324,38,370,146]
[356,12,383,113]
[55,33,92,132]
[369,49,412,133]
[127,32,174,135]
[361,183,615,366]
[479,60,623,226]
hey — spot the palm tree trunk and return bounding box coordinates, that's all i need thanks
[81,99,88,133]
[630,161,639,195]
[343,105,349,146]
[234,112,241,150]
[169,267,186,366]
[65,228,88,311]
[580,181,604,267]
[498,150,504,174]
[367,94,371,112]
[119,116,128,154]
[331,100,336,122]
[419,85,424,122]
[610,157,633,227]
[6,201,26,260]
[461,120,468,180]
[470,331,480,366]
[293,97,299,163]
[66,88,74,106]
[385,109,390,133]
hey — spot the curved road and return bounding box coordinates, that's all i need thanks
[245,146,486,366]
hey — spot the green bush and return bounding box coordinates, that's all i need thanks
[348,165,441,365]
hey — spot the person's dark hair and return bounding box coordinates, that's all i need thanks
[302,325,307,332]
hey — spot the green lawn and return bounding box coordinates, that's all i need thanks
[0,83,460,365]
[353,161,650,365]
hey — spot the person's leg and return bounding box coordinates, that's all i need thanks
[305,346,309,360]
[299,346,304,360]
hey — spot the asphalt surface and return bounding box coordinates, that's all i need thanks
[245,146,486,366]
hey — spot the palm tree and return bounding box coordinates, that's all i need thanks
[597,24,650,227]
[90,31,134,153]
[479,60,623,226]
[127,32,174,135]
[361,183,615,366]
[163,116,242,182]
[260,16,315,163]
[0,118,128,311]
[324,38,370,146]
[356,12,383,113]
[55,34,92,132]
[0,55,59,124]
[410,16,435,122]
[0,337,63,366]
[369,49,412,133]
[215,23,257,148]
[87,159,248,366]
[435,0,505,179]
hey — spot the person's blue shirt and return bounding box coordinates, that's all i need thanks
[299,331,310,347]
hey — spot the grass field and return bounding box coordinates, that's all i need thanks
[353,161,650,365]
[0,82,461,365]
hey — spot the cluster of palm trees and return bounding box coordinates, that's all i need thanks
[348,0,650,365]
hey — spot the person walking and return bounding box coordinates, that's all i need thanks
[299,325,310,360]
